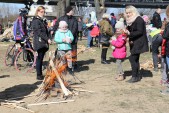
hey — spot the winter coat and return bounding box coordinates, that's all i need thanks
[111,34,127,59]
[78,21,83,31]
[99,19,113,36]
[127,16,149,54]
[54,29,74,51]
[110,16,116,28]
[152,12,162,29]
[31,16,49,51]
[53,15,78,45]
[162,23,169,56]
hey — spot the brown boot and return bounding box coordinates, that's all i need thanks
[115,75,124,81]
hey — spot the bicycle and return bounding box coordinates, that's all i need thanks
[5,37,37,72]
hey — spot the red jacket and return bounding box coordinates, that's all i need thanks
[161,39,166,56]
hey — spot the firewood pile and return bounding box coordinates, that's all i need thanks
[0,27,13,41]
[140,59,154,70]
[36,46,95,101]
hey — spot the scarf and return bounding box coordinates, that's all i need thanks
[126,15,139,26]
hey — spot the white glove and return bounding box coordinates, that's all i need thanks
[111,46,115,50]
[111,36,116,41]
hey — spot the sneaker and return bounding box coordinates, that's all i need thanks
[115,75,125,81]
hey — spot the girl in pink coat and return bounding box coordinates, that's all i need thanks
[110,18,127,81]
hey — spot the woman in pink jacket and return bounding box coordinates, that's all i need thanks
[110,18,127,81]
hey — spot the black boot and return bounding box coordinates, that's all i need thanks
[127,77,139,83]
[101,60,110,64]
[101,48,109,64]
[37,75,44,80]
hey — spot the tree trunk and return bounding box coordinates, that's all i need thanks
[56,0,66,17]
[94,0,106,20]
[66,0,70,7]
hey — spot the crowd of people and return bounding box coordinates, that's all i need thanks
[12,5,169,85]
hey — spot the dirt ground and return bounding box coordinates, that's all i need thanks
[0,40,169,113]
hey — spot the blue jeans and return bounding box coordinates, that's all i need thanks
[87,30,93,47]
[161,57,168,81]
[166,56,169,68]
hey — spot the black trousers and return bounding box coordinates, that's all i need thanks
[101,43,110,61]
[36,48,48,76]
[129,54,140,77]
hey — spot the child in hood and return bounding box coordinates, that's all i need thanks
[54,21,74,71]
[110,18,127,81]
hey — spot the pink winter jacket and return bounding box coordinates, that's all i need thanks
[111,34,127,59]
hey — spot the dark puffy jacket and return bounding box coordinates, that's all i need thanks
[31,16,49,51]
[53,15,78,45]
[127,16,149,54]
[152,12,162,29]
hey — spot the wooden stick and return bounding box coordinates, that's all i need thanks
[1,103,35,113]
[4,100,25,104]
[15,105,35,113]
[73,89,95,93]
[28,100,75,106]
[49,59,72,96]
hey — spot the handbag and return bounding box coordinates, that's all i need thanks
[100,34,110,44]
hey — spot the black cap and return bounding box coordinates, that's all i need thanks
[110,13,114,16]
[65,6,73,14]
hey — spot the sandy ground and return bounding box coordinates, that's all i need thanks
[0,41,169,113]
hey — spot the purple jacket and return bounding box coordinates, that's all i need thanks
[111,34,127,59]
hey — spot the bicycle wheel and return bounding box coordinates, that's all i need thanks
[5,44,15,66]
[14,48,36,72]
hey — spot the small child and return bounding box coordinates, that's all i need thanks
[110,18,127,81]
[54,21,74,73]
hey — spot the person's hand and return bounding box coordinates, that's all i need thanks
[124,29,130,35]
[50,31,54,35]
[111,36,116,41]
[62,38,66,42]
[48,39,52,44]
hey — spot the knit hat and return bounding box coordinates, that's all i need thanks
[59,21,68,28]
[115,18,125,29]
[65,6,73,14]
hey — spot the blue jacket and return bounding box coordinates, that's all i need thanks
[54,30,74,50]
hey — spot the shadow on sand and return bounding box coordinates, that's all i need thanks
[0,81,41,101]
[75,59,95,72]
[124,69,153,78]
[0,75,10,78]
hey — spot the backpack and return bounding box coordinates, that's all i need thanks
[90,25,100,37]
[13,17,23,41]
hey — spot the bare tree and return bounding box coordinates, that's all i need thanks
[0,3,19,27]
[94,0,106,20]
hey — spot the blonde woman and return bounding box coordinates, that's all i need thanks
[124,5,149,83]
[32,6,51,80]
[99,13,113,64]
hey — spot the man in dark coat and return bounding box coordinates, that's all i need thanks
[152,8,162,29]
[53,6,78,72]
